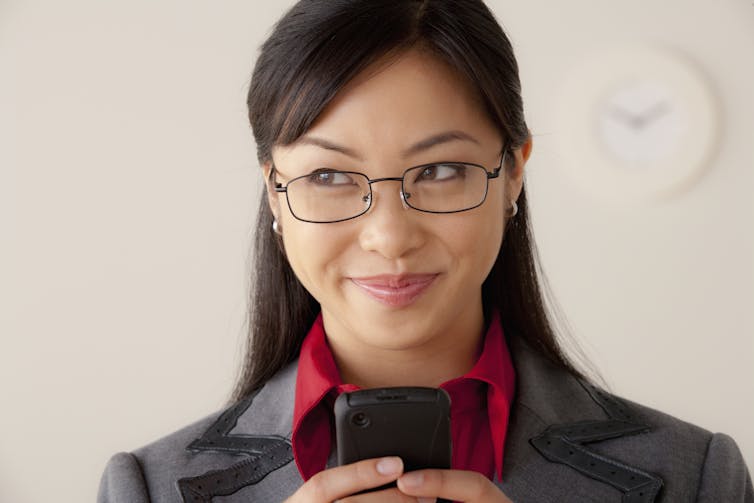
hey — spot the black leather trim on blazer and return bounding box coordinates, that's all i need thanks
[530,380,664,503]
[177,391,294,502]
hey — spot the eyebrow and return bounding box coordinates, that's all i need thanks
[295,130,481,161]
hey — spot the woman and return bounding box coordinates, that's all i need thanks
[98,1,752,502]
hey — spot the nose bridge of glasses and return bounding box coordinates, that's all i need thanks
[365,176,410,210]
[367,176,404,185]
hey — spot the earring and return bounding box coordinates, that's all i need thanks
[272,219,282,235]
[508,201,518,218]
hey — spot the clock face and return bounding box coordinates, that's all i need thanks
[597,80,687,166]
[555,45,719,201]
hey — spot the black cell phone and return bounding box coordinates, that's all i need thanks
[334,386,452,477]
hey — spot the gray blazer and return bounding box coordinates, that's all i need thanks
[98,336,753,502]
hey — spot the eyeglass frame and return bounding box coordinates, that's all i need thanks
[269,148,508,224]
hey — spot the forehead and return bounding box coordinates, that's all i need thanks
[298,47,500,153]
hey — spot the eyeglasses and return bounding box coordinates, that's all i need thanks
[270,151,506,224]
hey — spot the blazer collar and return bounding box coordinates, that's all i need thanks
[226,330,594,439]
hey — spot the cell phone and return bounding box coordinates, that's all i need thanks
[334,386,452,490]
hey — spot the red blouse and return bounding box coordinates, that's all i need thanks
[291,311,516,483]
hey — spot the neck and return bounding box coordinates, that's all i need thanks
[324,305,486,389]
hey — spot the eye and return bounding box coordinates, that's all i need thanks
[306,170,357,186]
[415,163,467,182]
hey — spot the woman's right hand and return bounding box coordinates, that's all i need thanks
[284,456,423,502]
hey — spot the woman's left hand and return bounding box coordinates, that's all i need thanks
[396,469,514,503]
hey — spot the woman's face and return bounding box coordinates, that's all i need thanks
[266,47,528,354]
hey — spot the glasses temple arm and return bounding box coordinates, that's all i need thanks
[268,165,287,192]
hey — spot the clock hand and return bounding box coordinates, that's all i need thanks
[635,101,670,128]
[609,105,644,129]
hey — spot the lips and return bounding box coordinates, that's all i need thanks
[349,274,439,308]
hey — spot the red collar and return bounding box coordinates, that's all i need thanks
[291,311,516,482]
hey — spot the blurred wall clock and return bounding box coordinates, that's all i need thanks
[554,44,720,202]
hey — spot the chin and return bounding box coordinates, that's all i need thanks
[349,307,442,347]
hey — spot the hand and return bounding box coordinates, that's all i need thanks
[284,456,514,503]
[284,456,416,502]
[397,468,514,503]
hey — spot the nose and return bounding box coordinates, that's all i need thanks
[358,182,425,260]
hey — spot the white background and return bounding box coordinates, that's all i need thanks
[2,1,752,501]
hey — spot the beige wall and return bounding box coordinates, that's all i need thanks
[1,1,752,501]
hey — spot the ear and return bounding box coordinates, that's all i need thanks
[262,161,283,223]
[506,133,533,204]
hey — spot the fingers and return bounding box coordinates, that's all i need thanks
[339,487,421,503]
[286,456,405,503]
[396,469,514,503]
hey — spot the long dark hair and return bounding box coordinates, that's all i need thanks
[232,0,585,402]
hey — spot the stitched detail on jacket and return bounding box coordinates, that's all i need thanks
[690,430,715,502]
[530,380,664,503]
[176,390,294,502]
[177,443,293,502]
[128,451,150,500]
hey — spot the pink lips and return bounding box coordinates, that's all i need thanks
[350,274,439,308]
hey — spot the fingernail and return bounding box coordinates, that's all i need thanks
[400,471,424,488]
[376,457,402,475]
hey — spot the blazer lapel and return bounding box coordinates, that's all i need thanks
[176,361,301,502]
[498,335,663,502]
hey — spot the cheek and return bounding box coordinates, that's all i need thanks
[440,209,503,284]
[451,190,505,266]
[280,221,352,298]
